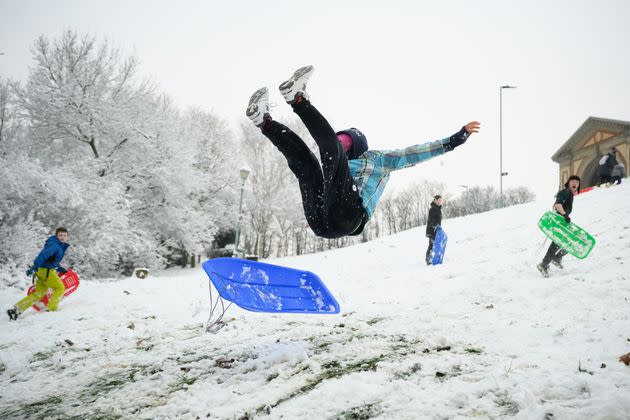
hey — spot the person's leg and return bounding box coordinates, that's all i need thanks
[541,242,561,268]
[45,270,65,311]
[292,99,365,236]
[552,248,568,266]
[426,237,435,265]
[261,120,328,236]
[14,269,49,313]
[277,66,364,237]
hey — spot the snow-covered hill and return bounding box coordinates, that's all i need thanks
[1,183,629,419]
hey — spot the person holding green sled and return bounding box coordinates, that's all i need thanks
[7,227,70,320]
[536,176,580,277]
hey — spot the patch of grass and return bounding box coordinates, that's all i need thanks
[435,365,463,381]
[465,347,483,354]
[266,372,279,382]
[393,362,422,379]
[169,374,198,392]
[314,341,332,353]
[83,364,159,401]
[174,352,215,365]
[0,342,14,350]
[0,361,5,374]
[321,360,341,370]
[0,396,63,419]
[493,390,519,415]
[366,317,385,326]
[30,348,56,363]
[65,412,122,420]
[330,402,383,420]
[256,355,386,415]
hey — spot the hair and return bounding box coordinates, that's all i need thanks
[433,195,442,201]
[564,175,581,193]
[55,227,68,235]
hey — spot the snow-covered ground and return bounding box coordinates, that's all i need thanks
[1,183,629,419]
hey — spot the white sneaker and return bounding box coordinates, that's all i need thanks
[279,65,314,104]
[246,87,270,127]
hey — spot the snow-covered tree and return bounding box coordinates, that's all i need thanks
[16,29,154,160]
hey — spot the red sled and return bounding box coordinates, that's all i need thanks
[27,269,80,312]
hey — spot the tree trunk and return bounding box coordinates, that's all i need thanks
[88,138,99,159]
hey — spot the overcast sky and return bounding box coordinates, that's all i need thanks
[1,0,629,200]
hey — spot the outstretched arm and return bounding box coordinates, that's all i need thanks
[378,121,480,171]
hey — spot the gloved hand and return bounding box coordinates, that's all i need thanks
[57,267,67,274]
[563,214,571,224]
[26,267,36,277]
[444,127,470,151]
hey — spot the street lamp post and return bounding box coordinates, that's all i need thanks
[233,167,250,258]
[499,85,516,208]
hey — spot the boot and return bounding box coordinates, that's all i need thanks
[7,306,19,321]
[245,87,270,127]
[551,259,563,269]
[279,65,314,104]
[536,263,550,278]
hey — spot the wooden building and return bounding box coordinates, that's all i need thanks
[551,117,630,188]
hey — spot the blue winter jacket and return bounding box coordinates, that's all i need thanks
[349,132,467,220]
[32,236,70,272]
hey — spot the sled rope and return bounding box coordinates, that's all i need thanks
[535,236,548,255]
[205,271,233,334]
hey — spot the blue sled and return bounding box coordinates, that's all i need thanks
[202,258,340,314]
[431,226,448,265]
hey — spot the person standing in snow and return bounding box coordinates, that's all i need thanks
[425,195,443,265]
[611,161,625,185]
[536,176,580,278]
[597,148,618,186]
[245,65,480,239]
[7,227,70,320]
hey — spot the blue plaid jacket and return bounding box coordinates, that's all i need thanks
[348,137,454,219]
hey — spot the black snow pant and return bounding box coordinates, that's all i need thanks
[261,99,366,239]
[541,241,567,267]
[425,236,435,265]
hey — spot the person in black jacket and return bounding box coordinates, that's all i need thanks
[425,195,443,265]
[537,175,580,277]
[597,148,618,186]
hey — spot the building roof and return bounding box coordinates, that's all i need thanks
[551,116,630,163]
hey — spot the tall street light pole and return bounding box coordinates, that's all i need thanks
[233,166,250,258]
[499,85,516,208]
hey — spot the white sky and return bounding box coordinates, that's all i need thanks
[1,0,629,200]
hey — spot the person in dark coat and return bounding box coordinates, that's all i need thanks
[537,176,580,277]
[425,195,443,265]
[597,148,618,186]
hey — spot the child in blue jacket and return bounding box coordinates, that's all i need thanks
[246,65,479,239]
[7,227,70,320]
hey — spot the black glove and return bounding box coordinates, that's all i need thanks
[57,267,67,274]
[444,127,470,151]
[26,267,36,277]
[563,214,571,224]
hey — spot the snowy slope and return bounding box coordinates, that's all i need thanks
[1,183,629,419]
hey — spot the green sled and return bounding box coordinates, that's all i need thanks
[537,211,596,259]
